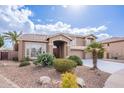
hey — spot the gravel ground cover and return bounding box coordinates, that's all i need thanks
[0,60,111,88]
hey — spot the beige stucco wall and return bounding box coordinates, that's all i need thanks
[0,50,18,60]
[18,40,25,61]
[8,51,18,60]
[103,41,124,59]
[76,37,85,46]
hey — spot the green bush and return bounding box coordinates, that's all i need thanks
[19,57,30,67]
[33,53,55,67]
[53,59,77,73]
[68,55,82,66]
[19,61,30,67]
[23,56,30,61]
[61,72,78,88]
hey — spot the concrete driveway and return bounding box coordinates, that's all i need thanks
[83,59,124,74]
[104,69,124,88]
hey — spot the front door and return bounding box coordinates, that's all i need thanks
[53,47,59,58]
[107,53,109,59]
[53,41,65,58]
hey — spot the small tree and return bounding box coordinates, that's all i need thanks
[0,35,4,48]
[85,42,104,70]
[4,31,22,51]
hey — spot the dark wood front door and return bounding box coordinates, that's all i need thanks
[53,41,65,58]
[107,53,109,59]
[53,48,59,58]
[1,52,8,60]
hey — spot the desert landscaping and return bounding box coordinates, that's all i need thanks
[0,60,110,88]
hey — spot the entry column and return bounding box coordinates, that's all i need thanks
[48,42,53,54]
[66,43,70,57]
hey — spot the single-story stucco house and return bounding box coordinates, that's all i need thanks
[17,33,96,61]
[101,37,124,60]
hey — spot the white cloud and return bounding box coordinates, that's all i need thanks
[0,5,110,41]
[35,21,108,35]
[96,33,112,41]
[35,21,71,34]
[62,5,68,8]
[0,5,34,33]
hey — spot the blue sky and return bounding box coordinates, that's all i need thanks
[27,5,124,36]
[0,5,124,48]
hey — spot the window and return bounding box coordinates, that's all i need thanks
[86,39,91,45]
[38,47,42,54]
[31,48,37,57]
[26,49,29,57]
[70,38,76,46]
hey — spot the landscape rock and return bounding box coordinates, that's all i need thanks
[39,76,51,85]
[52,80,61,88]
[76,77,85,88]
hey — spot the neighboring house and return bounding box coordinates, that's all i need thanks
[18,33,96,61]
[101,37,124,60]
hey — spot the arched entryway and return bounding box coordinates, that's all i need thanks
[47,34,72,58]
[53,40,67,58]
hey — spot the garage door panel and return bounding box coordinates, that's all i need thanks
[70,50,84,59]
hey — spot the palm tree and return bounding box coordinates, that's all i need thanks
[0,35,4,48]
[85,41,104,70]
[4,31,22,51]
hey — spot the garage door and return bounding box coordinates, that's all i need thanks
[85,53,92,59]
[70,50,84,59]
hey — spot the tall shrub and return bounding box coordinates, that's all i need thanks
[34,53,55,67]
[53,59,77,72]
[68,55,82,66]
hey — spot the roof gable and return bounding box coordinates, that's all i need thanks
[47,33,72,40]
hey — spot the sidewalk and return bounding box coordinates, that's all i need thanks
[104,69,124,88]
[0,74,19,88]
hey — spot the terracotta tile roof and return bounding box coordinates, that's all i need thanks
[18,34,49,42]
[18,33,96,42]
[100,37,124,43]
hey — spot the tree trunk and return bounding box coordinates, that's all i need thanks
[14,43,18,51]
[92,49,98,70]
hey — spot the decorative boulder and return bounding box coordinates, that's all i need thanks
[76,77,85,88]
[39,76,52,88]
[52,80,61,88]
